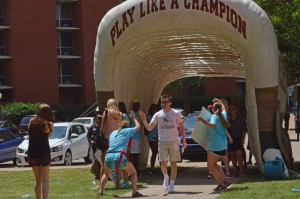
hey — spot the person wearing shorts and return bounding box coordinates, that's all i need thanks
[197,98,231,191]
[139,95,187,193]
[28,104,54,199]
[98,112,143,197]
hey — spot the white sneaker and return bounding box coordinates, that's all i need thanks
[163,176,169,190]
[168,184,174,193]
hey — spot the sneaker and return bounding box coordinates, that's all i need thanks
[213,185,225,191]
[224,181,232,188]
[132,191,143,197]
[208,172,214,179]
[168,184,174,193]
[163,176,169,190]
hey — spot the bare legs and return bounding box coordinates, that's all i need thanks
[32,165,50,199]
[149,140,158,171]
[99,162,138,195]
[207,151,226,187]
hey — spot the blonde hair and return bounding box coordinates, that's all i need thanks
[107,98,120,118]
[115,120,129,137]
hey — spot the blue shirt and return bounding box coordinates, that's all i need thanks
[207,111,228,151]
[105,127,136,163]
[146,114,158,140]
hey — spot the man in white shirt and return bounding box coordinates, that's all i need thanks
[139,95,187,193]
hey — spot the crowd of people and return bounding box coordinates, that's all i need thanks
[26,95,252,198]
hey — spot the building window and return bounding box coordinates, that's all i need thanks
[57,32,73,55]
[0,1,4,25]
[0,61,6,85]
[59,60,74,84]
[56,3,73,27]
[0,31,5,55]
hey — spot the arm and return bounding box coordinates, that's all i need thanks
[212,97,226,112]
[178,122,187,149]
[129,111,141,132]
[226,129,233,144]
[197,115,215,129]
[139,111,156,131]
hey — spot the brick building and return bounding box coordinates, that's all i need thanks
[0,0,120,104]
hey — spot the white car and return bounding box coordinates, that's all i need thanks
[72,117,95,130]
[16,122,94,166]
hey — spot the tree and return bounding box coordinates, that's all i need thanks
[164,77,205,113]
[254,0,300,85]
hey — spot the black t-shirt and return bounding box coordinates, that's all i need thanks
[228,117,246,138]
[28,123,50,159]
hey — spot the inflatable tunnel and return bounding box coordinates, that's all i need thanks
[94,0,293,173]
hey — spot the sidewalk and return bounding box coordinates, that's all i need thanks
[121,162,249,199]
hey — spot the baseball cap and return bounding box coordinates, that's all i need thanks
[132,99,141,104]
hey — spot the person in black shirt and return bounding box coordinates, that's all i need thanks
[28,104,54,199]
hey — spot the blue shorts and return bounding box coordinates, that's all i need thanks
[105,159,128,170]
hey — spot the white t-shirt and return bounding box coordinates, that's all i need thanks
[151,108,183,142]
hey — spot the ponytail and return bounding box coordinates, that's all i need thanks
[214,103,231,128]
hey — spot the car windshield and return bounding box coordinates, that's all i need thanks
[184,115,197,130]
[49,126,67,139]
[73,119,91,124]
[21,117,33,124]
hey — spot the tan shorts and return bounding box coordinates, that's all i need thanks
[159,139,181,162]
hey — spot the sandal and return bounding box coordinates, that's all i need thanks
[213,185,225,191]
[132,191,143,197]
[224,181,232,188]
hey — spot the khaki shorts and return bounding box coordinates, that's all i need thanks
[159,139,181,162]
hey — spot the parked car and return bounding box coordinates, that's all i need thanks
[179,111,207,161]
[0,120,19,137]
[18,115,36,138]
[0,128,23,164]
[16,122,93,166]
[72,117,95,130]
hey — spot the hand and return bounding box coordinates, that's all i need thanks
[138,111,146,121]
[182,140,187,149]
[212,97,221,103]
[129,110,135,119]
[229,137,233,144]
[197,115,203,122]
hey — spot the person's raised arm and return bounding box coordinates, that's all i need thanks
[139,111,156,131]
[212,97,226,112]
[129,111,140,132]
[197,115,215,129]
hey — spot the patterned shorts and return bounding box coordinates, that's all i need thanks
[28,155,51,167]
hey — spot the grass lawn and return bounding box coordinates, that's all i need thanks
[0,166,174,199]
[219,162,300,199]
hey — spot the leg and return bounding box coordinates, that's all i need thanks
[40,165,50,199]
[99,167,110,195]
[236,150,244,177]
[149,140,158,170]
[32,166,42,199]
[129,154,140,174]
[124,162,138,193]
[229,151,237,176]
[115,168,121,189]
[170,162,177,181]
[223,151,231,176]
[207,151,225,187]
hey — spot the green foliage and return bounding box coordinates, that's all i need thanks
[0,102,93,125]
[1,102,40,124]
[254,0,300,85]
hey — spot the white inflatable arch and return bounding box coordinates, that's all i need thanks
[94,0,292,173]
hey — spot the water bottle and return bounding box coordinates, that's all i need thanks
[291,188,300,192]
[92,179,97,185]
[21,193,32,198]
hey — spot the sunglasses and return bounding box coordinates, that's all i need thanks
[161,101,169,104]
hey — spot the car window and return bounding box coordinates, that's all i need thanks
[184,115,197,130]
[0,130,15,142]
[21,116,33,124]
[49,126,67,139]
[73,119,91,125]
[76,125,85,135]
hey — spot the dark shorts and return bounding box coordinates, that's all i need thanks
[211,150,227,157]
[28,155,51,167]
[228,137,244,151]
